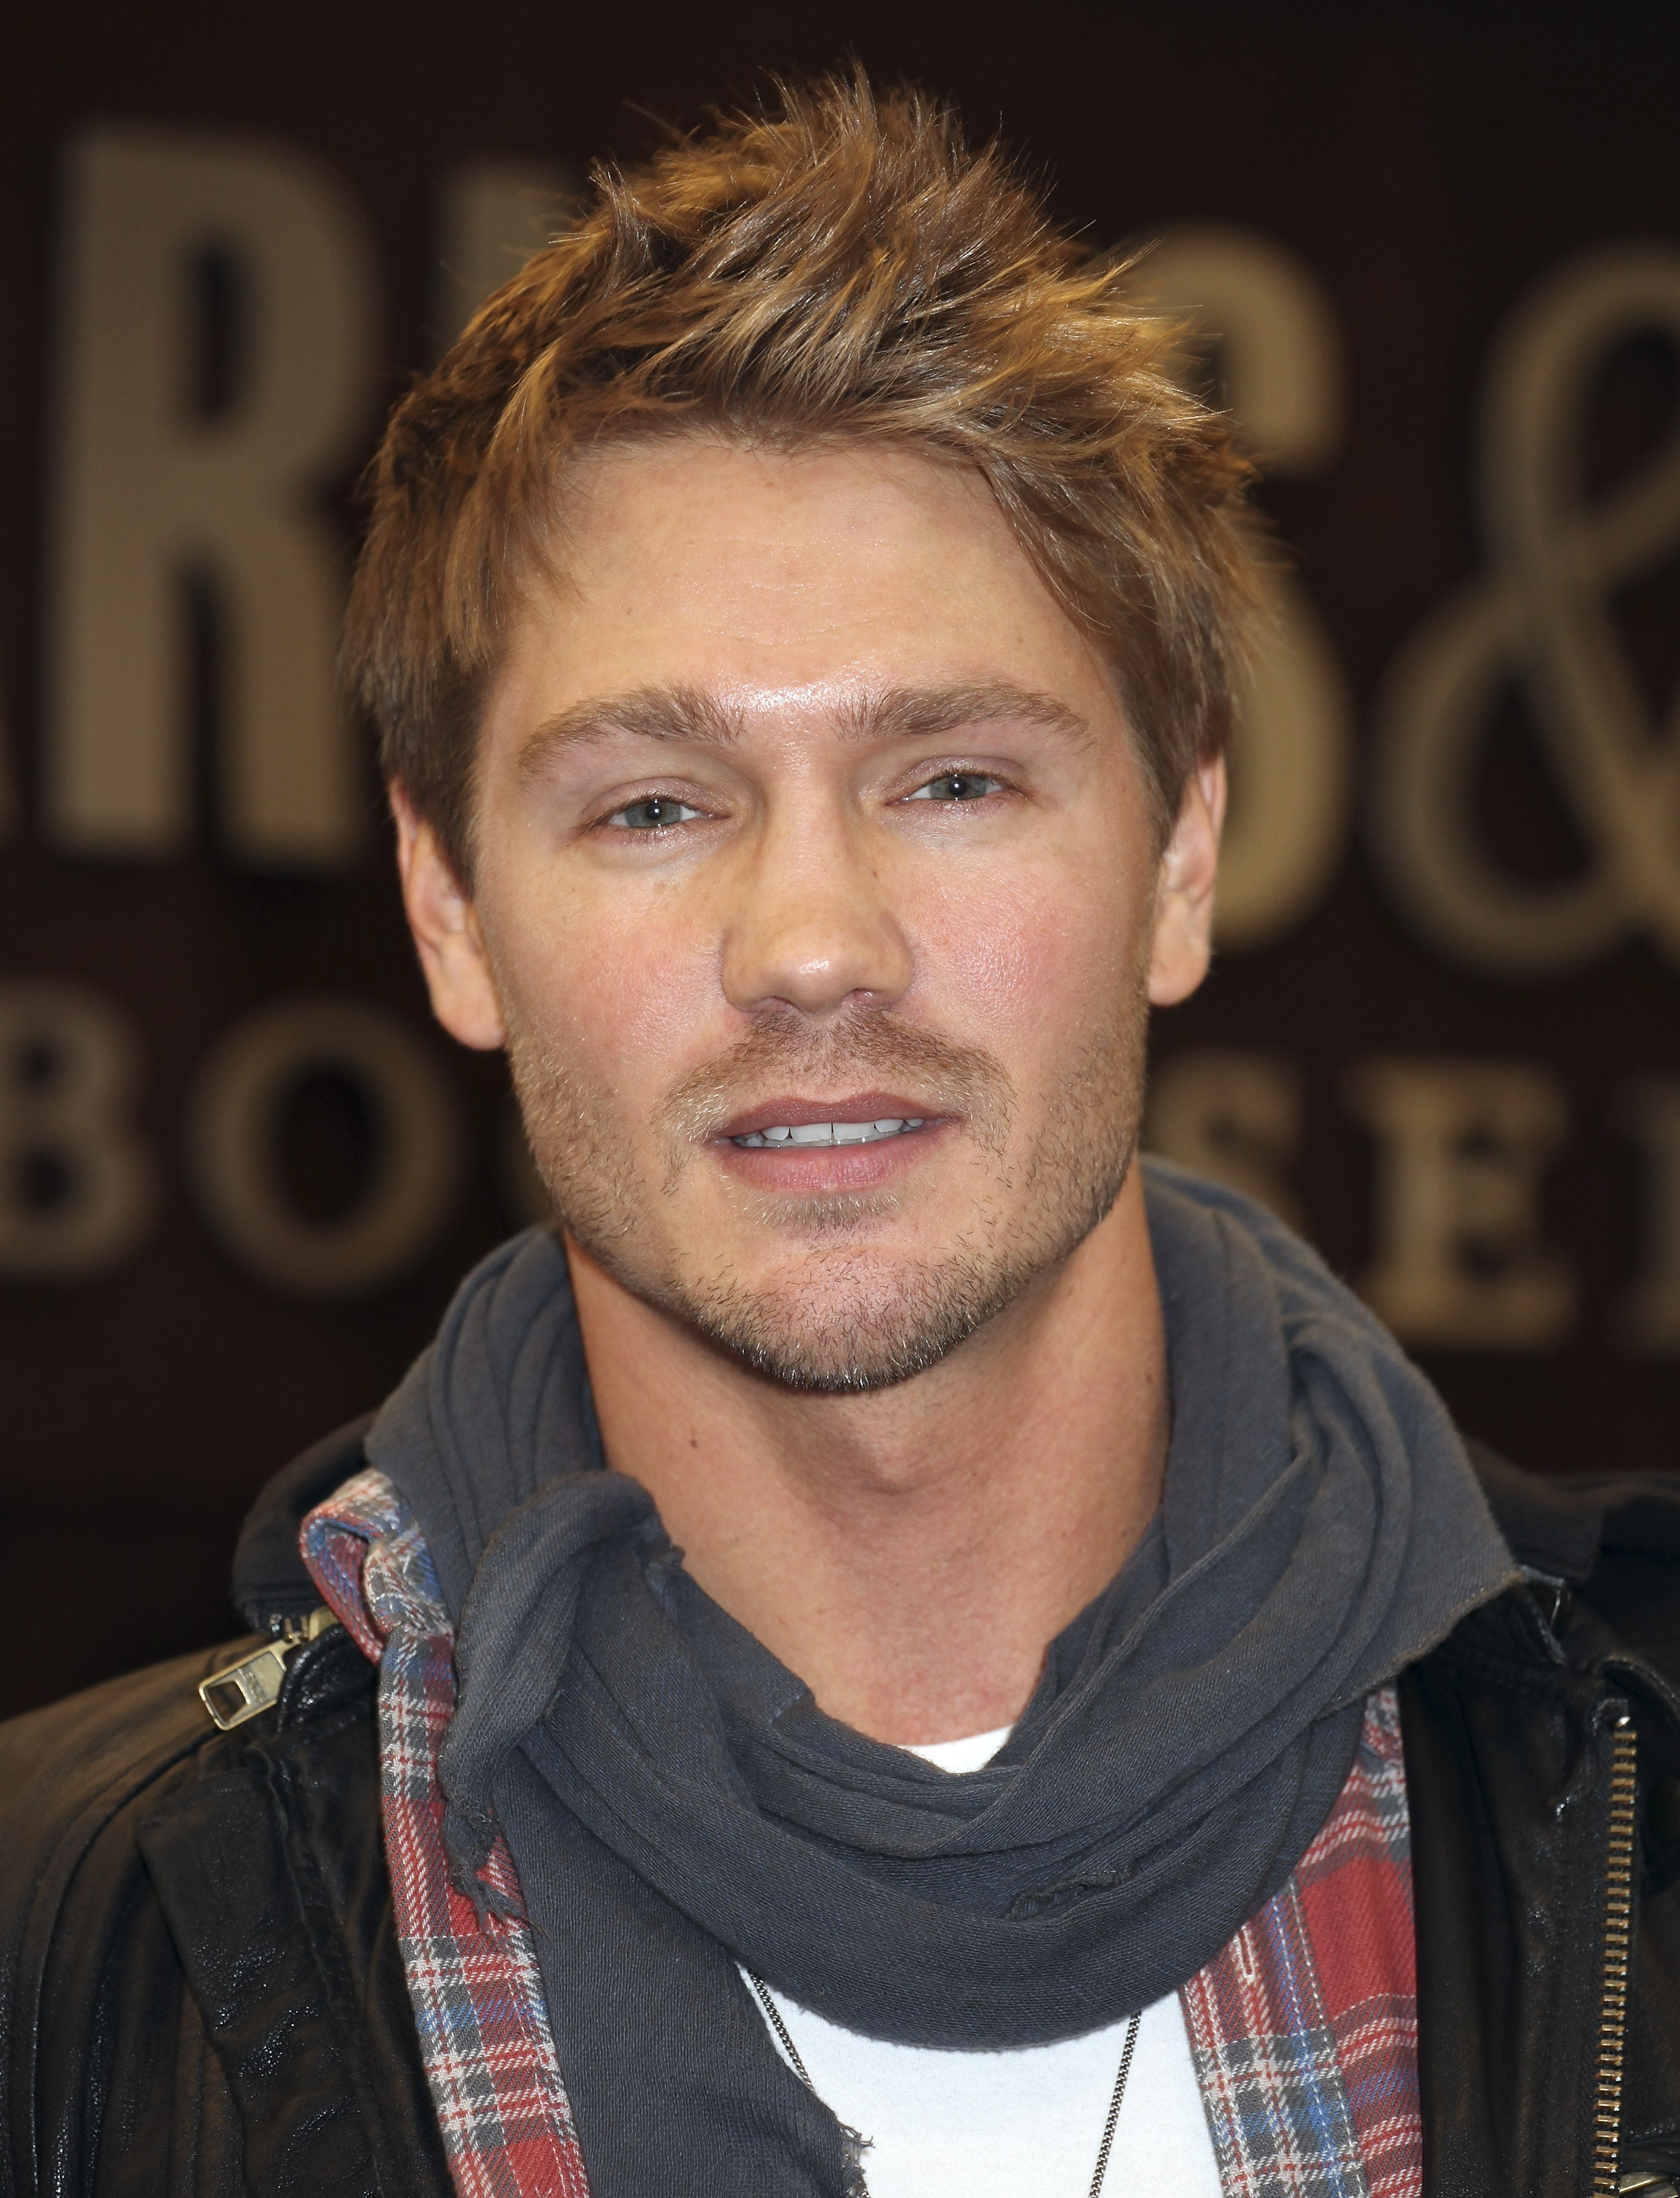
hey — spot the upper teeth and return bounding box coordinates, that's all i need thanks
[732,1117,926,1148]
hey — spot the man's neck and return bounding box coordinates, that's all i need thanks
[566,1171,1168,1747]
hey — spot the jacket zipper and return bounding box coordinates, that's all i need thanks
[1593,1712,1638,2197]
[197,1607,338,1730]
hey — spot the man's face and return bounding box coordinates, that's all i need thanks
[404,438,1218,1390]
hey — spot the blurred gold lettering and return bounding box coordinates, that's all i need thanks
[1343,1057,1575,1349]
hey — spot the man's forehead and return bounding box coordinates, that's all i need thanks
[485,439,1132,771]
[563,432,995,533]
[549,437,1067,621]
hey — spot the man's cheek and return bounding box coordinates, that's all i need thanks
[919,882,1093,1045]
[565,927,714,1079]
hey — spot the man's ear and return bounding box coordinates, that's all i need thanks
[1147,755,1226,1008]
[390,785,507,1051]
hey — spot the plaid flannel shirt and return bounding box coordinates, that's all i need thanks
[303,1468,1421,2198]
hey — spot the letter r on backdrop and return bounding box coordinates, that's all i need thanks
[43,127,379,867]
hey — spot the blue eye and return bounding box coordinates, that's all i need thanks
[906,772,1003,803]
[609,796,703,830]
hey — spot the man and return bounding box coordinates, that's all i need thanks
[6,72,1680,2198]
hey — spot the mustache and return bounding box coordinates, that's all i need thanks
[656,1008,1017,1153]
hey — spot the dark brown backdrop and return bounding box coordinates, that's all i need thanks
[5,0,1679,1717]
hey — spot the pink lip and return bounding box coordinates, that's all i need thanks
[715,1091,945,1141]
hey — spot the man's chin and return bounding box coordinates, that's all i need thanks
[656,1244,1035,1394]
[689,1305,984,1394]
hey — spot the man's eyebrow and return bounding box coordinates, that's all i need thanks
[836,680,1092,748]
[517,685,744,780]
[516,676,1090,780]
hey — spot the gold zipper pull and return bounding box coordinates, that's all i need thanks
[1592,1713,1639,2197]
[198,1607,338,1731]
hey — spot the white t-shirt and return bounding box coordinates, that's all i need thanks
[744,1726,1224,2198]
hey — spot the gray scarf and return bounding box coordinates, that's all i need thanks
[367,1158,1516,2198]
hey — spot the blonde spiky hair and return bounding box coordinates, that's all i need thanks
[345,69,1259,878]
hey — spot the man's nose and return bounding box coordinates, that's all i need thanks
[719,806,914,1018]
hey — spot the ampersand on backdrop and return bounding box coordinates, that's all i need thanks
[1371,245,1680,977]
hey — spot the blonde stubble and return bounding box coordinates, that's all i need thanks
[503,959,1151,1393]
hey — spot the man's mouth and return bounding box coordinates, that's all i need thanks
[715,1092,941,1153]
[729,1117,928,1150]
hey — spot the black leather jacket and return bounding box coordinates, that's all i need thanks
[5,1425,1680,2198]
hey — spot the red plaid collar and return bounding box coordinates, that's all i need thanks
[303,1467,1419,2198]
[303,1469,589,2197]
[1181,1681,1422,2197]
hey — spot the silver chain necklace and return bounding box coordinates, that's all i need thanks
[746,1972,1142,2198]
